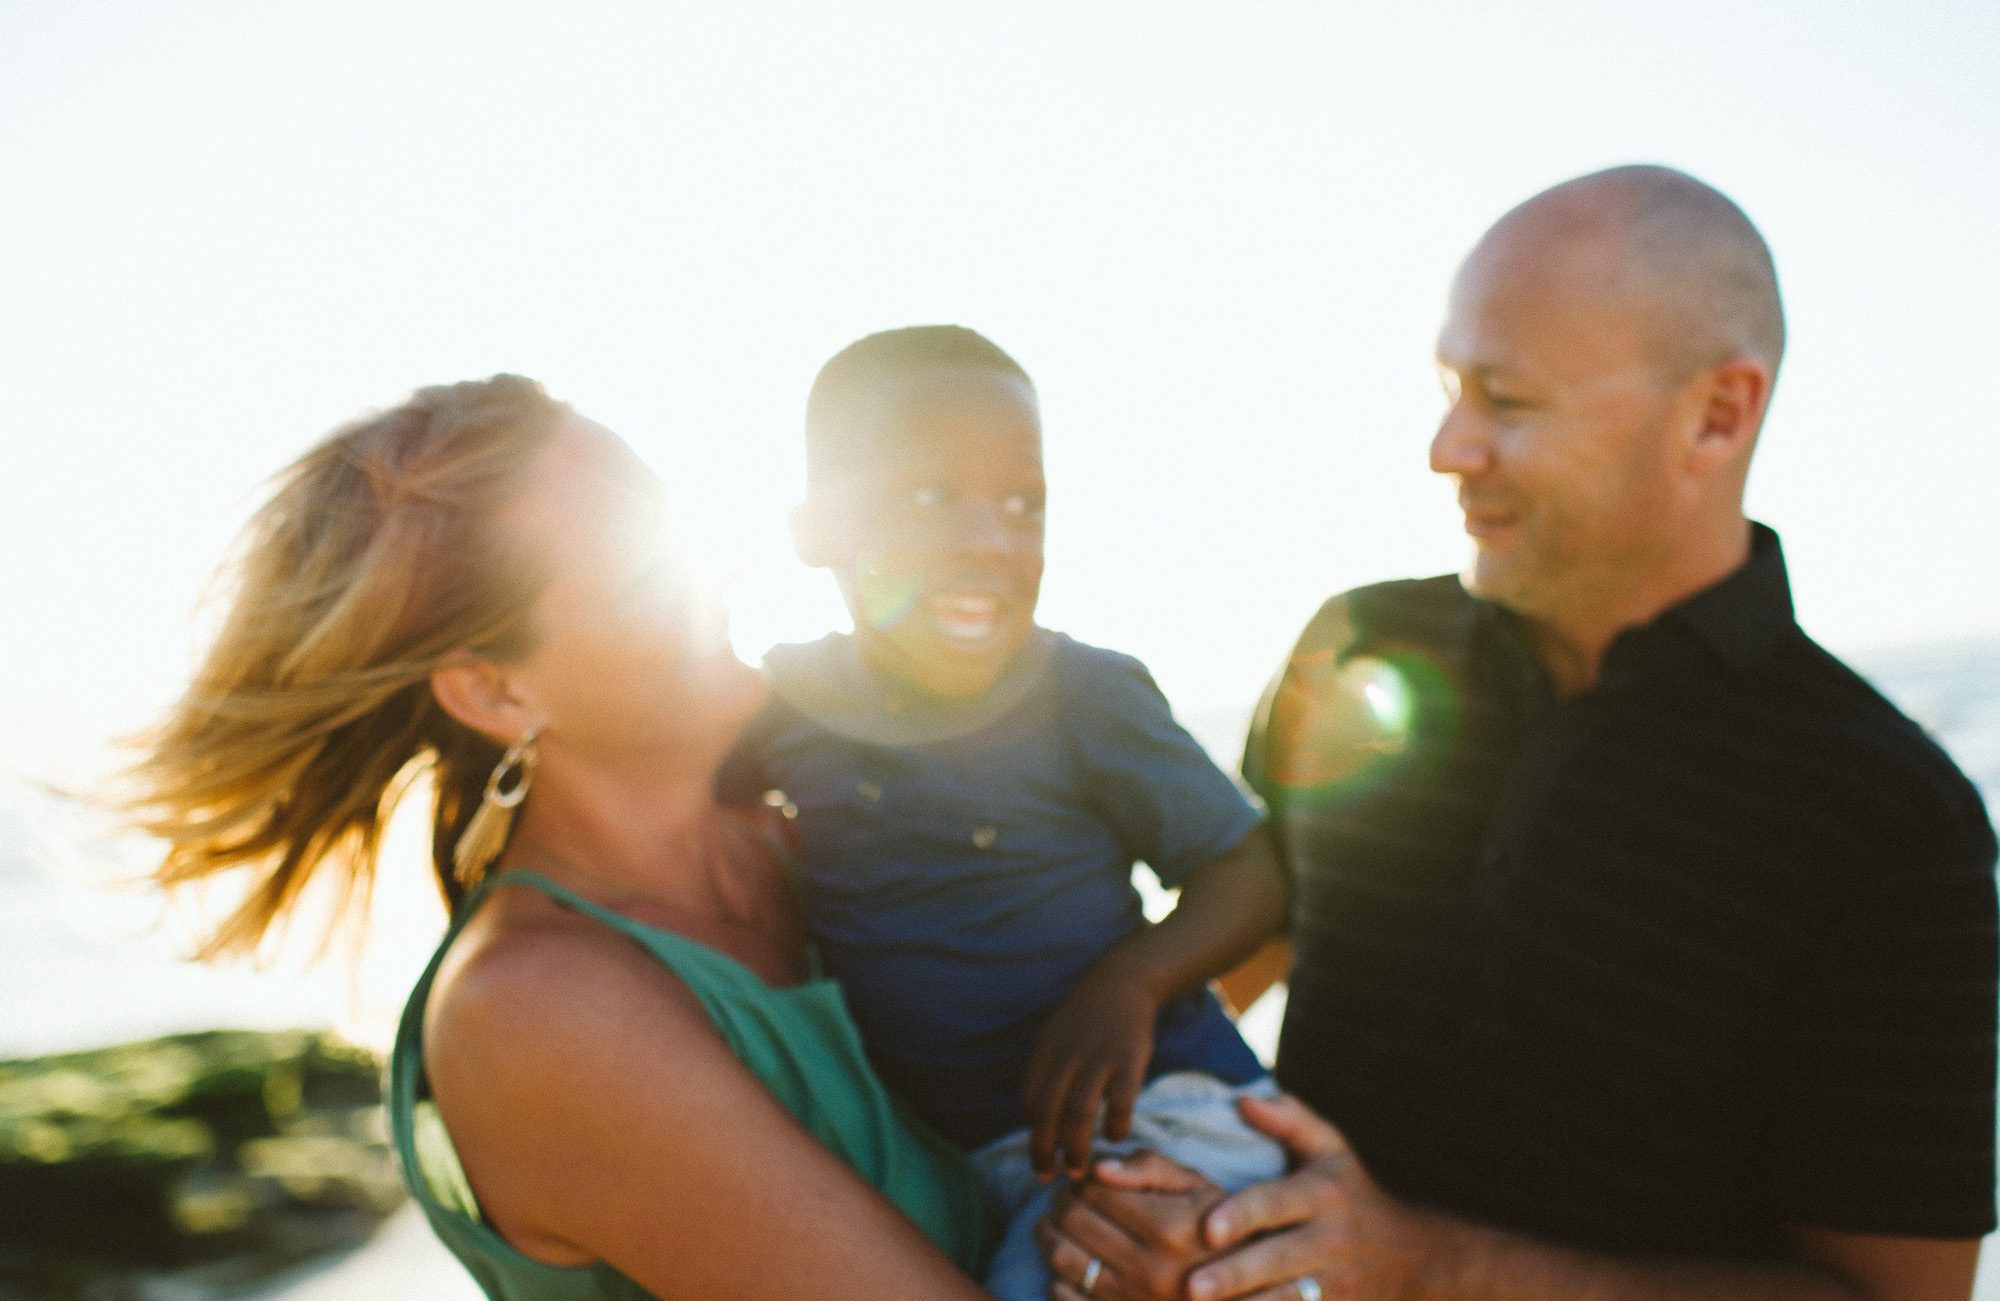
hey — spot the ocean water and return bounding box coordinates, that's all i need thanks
[1855,636,2000,804]
[0,764,450,1062]
[3,635,1998,1295]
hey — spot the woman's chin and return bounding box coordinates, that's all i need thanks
[689,657,770,755]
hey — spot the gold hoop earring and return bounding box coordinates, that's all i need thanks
[453,726,539,887]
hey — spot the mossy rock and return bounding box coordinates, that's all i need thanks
[0,1029,405,1297]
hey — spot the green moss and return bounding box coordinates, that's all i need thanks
[0,1029,405,1297]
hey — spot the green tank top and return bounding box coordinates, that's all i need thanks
[387,868,987,1299]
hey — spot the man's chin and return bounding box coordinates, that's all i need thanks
[1461,555,1531,609]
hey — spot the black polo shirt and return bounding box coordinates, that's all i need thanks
[1245,525,1998,1258]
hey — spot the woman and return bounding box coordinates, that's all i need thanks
[123,376,995,1298]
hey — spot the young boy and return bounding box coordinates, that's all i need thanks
[722,325,1287,1298]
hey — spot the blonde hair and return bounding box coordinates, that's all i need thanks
[122,375,568,958]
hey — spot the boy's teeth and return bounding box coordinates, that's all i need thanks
[933,594,999,641]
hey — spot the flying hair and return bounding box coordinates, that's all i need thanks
[117,375,568,958]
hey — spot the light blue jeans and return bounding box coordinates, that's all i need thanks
[973,1072,1286,1301]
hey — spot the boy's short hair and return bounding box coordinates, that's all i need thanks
[804,325,1034,488]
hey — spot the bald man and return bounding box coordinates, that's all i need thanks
[1041,166,1997,1300]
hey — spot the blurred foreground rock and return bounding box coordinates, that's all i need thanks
[0,1030,404,1299]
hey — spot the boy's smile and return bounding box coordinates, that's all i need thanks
[827,369,1045,700]
[931,589,1006,645]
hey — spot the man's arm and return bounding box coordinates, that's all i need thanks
[1042,1095,1980,1301]
[1024,825,1288,1178]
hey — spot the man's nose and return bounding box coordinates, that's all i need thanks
[1429,402,1492,478]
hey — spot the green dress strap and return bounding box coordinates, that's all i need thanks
[388,868,986,1300]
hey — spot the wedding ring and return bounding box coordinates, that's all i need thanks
[1295,1277,1323,1301]
[1081,1255,1103,1295]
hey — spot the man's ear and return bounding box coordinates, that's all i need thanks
[1685,356,1772,475]
[430,658,534,744]
[790,498,843,569]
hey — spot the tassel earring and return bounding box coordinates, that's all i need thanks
[453,726,539,887]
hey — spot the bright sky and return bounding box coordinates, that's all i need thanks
[3,0,1998,781]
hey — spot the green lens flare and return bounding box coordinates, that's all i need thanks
[1263,651,1456,797]
[1355,660,1416,737]
[855,548,922,630]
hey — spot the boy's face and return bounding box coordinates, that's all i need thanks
[822,369,1045,700]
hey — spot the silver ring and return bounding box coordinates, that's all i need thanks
[1081,1256,1103,1295]
[1295,1278,1323,1301]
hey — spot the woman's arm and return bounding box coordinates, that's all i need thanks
[426,918,992,1299]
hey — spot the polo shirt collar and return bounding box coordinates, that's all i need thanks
[1660,522,1796,674]
[1457,521,1797,686]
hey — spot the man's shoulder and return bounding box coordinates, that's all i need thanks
[1342,573,1473,627]
[1292,574,1473,655]
[1778,635,1974,788]
[1765,634,1995,860]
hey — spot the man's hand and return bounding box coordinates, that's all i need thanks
[1034,1096,1429,1300]
[1023,954,1163,1179]
[1035,1109,1982,1301]
[1037,1150,1228,1300]
[1171,1092,1431,1300]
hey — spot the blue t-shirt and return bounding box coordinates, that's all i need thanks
[720,628,1266,1150]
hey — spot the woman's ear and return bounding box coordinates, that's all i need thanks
[430,658,533,744]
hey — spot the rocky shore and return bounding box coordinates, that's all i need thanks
[0,1030,405,1300]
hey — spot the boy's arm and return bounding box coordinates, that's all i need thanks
[1022,824,1288,1180]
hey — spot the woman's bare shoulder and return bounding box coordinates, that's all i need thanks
[412,882,990,1298]
[426,888,716,1081]
[417,888,735,1265]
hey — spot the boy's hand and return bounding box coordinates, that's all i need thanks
[1023,954,1163,1181]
